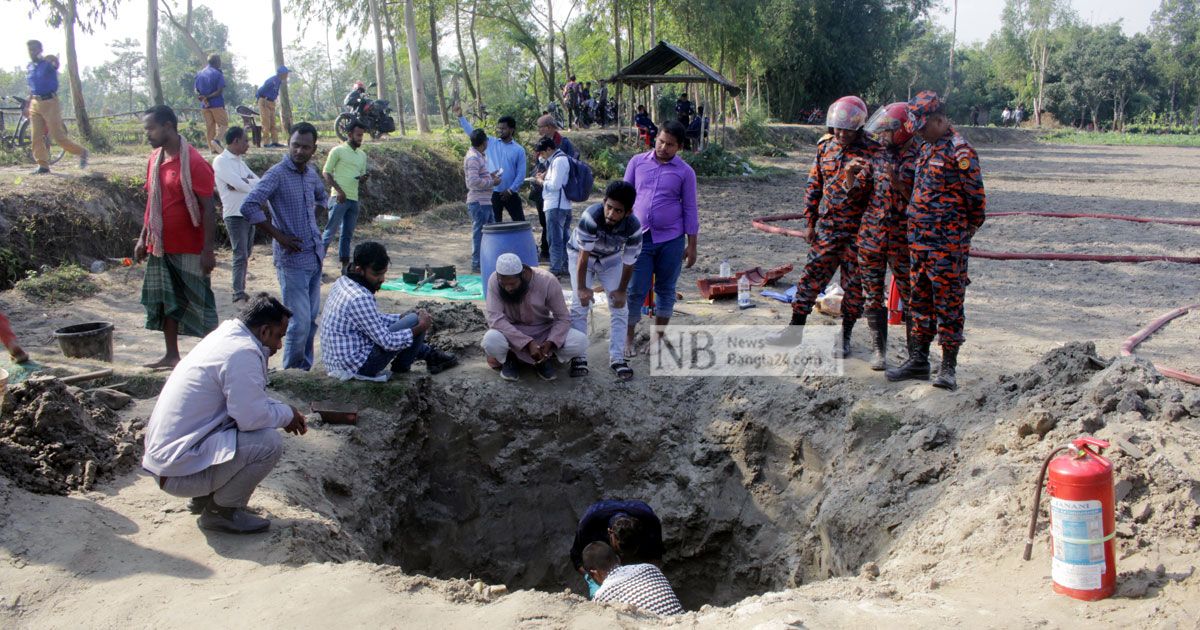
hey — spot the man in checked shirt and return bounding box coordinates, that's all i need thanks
[320,242,459,380]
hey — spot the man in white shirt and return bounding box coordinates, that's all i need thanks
[534,136,572,277]
[212,126,261,302]
[142,293,308,534]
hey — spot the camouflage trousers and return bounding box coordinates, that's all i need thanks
[858,232,911,314]
[792,236,863,321]
[908,247,968,349]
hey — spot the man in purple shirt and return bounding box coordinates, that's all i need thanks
[622,120,698,357]
[194,54,228,154]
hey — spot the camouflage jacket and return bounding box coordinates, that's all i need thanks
[907,128,986,251]
[803,135,880,240]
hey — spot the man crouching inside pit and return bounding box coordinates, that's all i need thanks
[142,294,306,534]
[483,252,588,381]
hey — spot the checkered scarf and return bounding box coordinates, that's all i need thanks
[147,137,202,254]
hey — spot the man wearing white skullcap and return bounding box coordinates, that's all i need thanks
[482,252,588,381]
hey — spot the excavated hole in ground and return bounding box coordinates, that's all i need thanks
[325,384,892,611]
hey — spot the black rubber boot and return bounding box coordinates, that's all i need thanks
[866,310,888,371]
[886,339,931,382]
[767,312,807,346]
[932,346,959,391]
[841,317,856,357]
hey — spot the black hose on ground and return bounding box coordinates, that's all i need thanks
[1023,445,1068,561]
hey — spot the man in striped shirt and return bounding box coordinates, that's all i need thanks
[567,180,642,380]
[583,542,683,616]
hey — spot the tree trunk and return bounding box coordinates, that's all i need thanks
[325,25,338,119]
[428,1,450,126]
[613,0,622,139]
[146,0,164,106]
[547,0,556,105]
[626,2,634,62]
[62,0,94,142]
[559,27,572,82]
[162,0,207,66]
[368,0,388,100]
[271,0,293,132]
[382,7,408,135]
[404,0,430,133]
[453,0,476,101]
[648,0,656,112]
[1034,42,1047,127]
[470,0,482,112]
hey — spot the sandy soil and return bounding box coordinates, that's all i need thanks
[1,139,1199,628]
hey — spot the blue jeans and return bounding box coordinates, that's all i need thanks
[468,202,494,272]
[276,265,322,370]
[627,233,686,326]
[356,312,430,376]
[547,206,572,275]
[224,216,255,300]
[322,199,360,262]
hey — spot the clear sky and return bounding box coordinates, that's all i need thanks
[2,0,1163,79]
[931,0,1157,45]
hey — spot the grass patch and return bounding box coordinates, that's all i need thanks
[268,369,411,411]
[15,264,99,303]
[1040,130,1200,147]
[682,144,763,178]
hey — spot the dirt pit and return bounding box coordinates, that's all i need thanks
[267,341,1200,615]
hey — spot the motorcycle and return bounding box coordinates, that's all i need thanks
[336,84,396,140]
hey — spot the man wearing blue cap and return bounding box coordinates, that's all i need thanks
[256,66,290,148]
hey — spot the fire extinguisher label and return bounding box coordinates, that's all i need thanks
[1050,497,1106,590]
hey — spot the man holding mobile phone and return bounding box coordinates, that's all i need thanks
[453,102,527,222]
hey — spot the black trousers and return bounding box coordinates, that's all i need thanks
[491,190,525,222]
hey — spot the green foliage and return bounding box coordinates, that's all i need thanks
[737,107,769,147]
[680,144,755,178]
[589,148,628,181]
[1040,130,1200,146]
[438,126,469,160]
[15,264,99,303]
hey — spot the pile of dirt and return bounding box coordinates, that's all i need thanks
[0,376,142,495]
[0,175,145,289]
[416,300,488,352]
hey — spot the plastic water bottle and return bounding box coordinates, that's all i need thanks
[737,274,752,309]
[720,260,731,278]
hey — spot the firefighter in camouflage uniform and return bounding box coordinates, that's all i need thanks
[857,102,915,371]
[769,96,881,356]
[886,91,986,391]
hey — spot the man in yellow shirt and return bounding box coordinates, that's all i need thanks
[322,122,369,266]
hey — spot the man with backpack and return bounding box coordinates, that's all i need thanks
[535,137,574,277]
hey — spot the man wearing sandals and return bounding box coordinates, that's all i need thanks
[567,181,642,380]
[482,253,588,381]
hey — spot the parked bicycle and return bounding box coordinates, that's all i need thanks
[0,96,66,165]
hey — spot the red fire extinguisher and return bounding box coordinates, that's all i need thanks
[1023,437,1117,601]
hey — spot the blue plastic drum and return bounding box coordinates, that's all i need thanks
[480,221,539,297]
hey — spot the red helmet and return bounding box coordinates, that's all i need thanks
[353,80,366,90]
[825,96,868,130]
[865,102,913,145]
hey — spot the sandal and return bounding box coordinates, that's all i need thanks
[569,357,589,377]
[610,361,634,381]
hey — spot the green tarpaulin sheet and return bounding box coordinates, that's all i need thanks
[380,274,484,301]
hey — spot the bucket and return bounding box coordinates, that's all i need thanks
[53,322,114,362]
[480,221,538,297]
